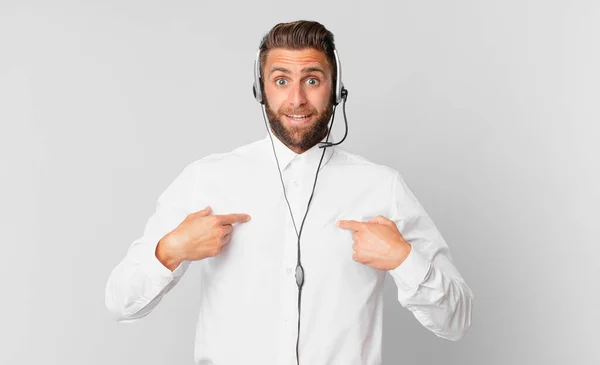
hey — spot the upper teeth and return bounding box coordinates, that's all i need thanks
[288,115,309,119]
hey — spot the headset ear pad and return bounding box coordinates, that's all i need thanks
[253,83,263,105]
[253,78,264,105]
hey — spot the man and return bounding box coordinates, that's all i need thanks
[106,20,474,365]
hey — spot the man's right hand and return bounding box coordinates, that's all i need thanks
[155,206,251,271]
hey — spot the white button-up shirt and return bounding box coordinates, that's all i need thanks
[105,130,474,365]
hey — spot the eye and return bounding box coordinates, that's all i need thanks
[306,78,319,85]
[276,78,287,86]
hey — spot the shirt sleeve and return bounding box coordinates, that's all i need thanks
[105,162,198,322]
[387,171,474,341]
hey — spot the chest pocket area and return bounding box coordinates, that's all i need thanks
[301,203,387,282]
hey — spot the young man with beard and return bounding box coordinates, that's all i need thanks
[106,20,474,365]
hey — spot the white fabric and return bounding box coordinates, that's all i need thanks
[105,128,474,365]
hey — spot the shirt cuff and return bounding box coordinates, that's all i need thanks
[388,245,431,292]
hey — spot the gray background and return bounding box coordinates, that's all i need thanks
[1,0,598,364]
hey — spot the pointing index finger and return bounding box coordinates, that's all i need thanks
[337,219,363,231]
[216,213,251,225]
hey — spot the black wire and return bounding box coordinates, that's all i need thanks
[294,105,337,365]
[319,93,348,148]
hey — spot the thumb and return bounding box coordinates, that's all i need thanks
[195,205,212,216]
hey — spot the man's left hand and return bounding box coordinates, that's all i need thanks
[337,216,412,271]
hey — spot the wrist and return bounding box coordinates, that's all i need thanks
[155,234,184,271]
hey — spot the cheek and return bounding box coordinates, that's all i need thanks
[264,88,286,110]
[309,91,332,111]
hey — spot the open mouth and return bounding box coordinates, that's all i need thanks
[284,114,313,125]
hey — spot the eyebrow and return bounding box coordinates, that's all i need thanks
[268,66,326,77]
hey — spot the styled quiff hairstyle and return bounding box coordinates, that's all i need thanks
[259,20,337,84]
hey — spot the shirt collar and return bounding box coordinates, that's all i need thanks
[264,127,336,172]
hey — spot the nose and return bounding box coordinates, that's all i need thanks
[287,81,307,108]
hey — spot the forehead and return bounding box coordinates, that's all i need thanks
[265,48,331,73]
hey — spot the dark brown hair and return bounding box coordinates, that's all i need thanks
[259,20,337,81]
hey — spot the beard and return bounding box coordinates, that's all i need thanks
[265,98,333,153]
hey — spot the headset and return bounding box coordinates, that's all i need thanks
[252,44,349,365]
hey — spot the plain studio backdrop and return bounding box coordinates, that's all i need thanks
[1,0,598,364]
